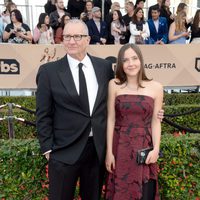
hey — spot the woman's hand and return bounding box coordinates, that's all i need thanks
[40,24,47,32]
[145,149,159,164]
[157,109,164,121]
[15,31,23,37]
[105,152,115,173]
[170,14,175,20]
[181,31,190,38]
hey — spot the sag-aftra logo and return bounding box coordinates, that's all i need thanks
[0,59,20,74]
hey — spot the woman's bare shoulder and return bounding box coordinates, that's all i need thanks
[151,80,163,88]
[143,80,162,89]
[109,78,126,93]
[109,78,121,86]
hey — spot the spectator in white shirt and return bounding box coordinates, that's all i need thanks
[129,7,150,44]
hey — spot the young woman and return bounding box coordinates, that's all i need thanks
[54,13,71,44]
[33,13,54,44]
[80,0,93,22]
[129,7,150,44]
[105,43,163,200]
[168,11,190,44]
[176,3,193,30]
[190,9,200,43]
[160,0,174,28]
[105,1,121,44]
[1,2,17,28]
[3,9,32,43]
[111,10,126,44]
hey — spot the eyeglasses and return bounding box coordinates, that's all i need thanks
[63,34,88,41]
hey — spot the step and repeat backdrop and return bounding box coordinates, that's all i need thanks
[0,44,199,88]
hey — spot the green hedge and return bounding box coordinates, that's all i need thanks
[0,96,36,109]
[0,134,199,199]
[0,139,48,200]
[0,112,36,139]
[158,134,200,199]
[1,93,199,108]
[162,105,200,134]
[1,93,199,139]
[0,96,36,139]
[164,93,200,106]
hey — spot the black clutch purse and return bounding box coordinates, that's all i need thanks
[136,147,153,164]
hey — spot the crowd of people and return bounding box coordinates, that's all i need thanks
[0,0,200,44]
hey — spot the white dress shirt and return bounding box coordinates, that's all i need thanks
[153,19,159,33]
[129,22,150,44]
[68,54,98,136]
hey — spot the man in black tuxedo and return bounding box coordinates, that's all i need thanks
[36,19,113,200]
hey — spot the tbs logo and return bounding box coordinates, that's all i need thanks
[0,59,20,74]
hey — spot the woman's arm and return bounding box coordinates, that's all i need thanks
[3,29,13,41]
[33,26,41,43]
[142,22,150,38]
[3,24,14,41]
[168,22,189,42]
[49,27,54,44]
[129,22,141,36]
[17,30,32,43]
[105,79,116,173]
[146,82,163,164]
[110,22,117,36]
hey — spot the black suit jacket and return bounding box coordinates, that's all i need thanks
[36,54,113,165]
[49,10,68,31]
[86,19,108,44]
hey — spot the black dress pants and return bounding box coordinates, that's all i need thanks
[48,137,105,200]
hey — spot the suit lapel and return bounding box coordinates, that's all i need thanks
[158,18,162,33]
[57,55,80,107]
[57,55,107,116]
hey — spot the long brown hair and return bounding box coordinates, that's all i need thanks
[175,11,186,32]
[131,7,144,23]
[115,44,151,88]
[192,9,200,33]
[161,0,171,15]
[176,3,187,14]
